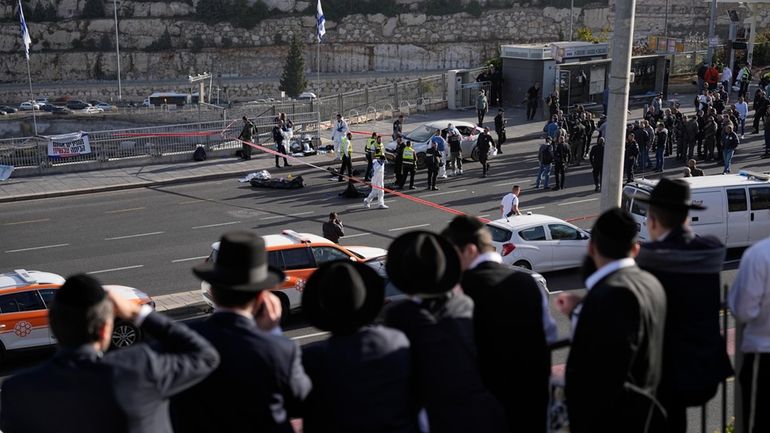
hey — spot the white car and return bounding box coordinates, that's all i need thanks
[486,214,591,272]
[34,97,48,105]
[93,102,115,111]
[297,92,317,100]
[384,120,489,169]
[84,106,104,114]
[19,101,40,111]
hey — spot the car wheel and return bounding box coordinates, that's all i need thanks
[111,320,142,349]
[416,152,426,170]
[513,260,532,270]
[272,291,291,325]
[470,146,480,161]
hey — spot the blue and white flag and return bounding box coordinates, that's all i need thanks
[18,0,31,60]
[316,0,326,42]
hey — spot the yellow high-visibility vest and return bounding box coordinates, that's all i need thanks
[342,137,353,156]
[402,147,415,162]
[365,138,376,154]
[374,142,385,158]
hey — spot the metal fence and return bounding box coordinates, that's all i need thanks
[0,112,320,172]
[670,50,710,76]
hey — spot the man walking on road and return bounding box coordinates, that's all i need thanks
[494,109,506,154]
[526,82,541,121]
[392,114,404,141]
[425,139,441,190]
[322,212,344,244]
[535,137,553,190]
[625,133,640,183]
[500,185,521,219]
[589,137,605,192]
[447,124,463,176]
[477,89,488,126]
[552,135,570,190]
[477,127,494,178]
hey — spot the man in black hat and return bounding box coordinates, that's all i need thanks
[301,261,417,433]
[171,231,311,433]
[494,108,506,154]
[442,216,554,433]
[558,208,667,433]
[633,178,733,433]
[384,231,507,433]
[0,274,219,433]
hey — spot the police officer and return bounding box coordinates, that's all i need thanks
[392,137,406,188]
[338,132,353,182]
[425,140,441,191]
[401,141,416,190]
[238,116,255,160]
[364,132,376,181]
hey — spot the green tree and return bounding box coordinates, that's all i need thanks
[99,33,112,51]
[81,0,105,18]
[196,0,231,24]
[279,35,308,98]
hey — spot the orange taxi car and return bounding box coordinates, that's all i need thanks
[200,230,388,319]
[0,269,155,360]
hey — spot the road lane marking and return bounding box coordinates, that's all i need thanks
[172,256,210,263]
[178,200,204,205]
[3,218,50,226]
[558,198,598,206]
[493,180,526,187]
[477,214,490,218]
[342,232,371,238]
[105,207,145,214]
[192,221,241,229]
[291,331,330,341]
[260,211,314,220]
[5,243,69,253]
[87,265,144,275]
[423,189,467,198]
[523,206,545,211]
[105,231,165,241]
[388,223,430,232]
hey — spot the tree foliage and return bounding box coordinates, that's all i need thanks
[81,0,105,18]
[31,1,58,21]
[196,0,270,28]
[279,35,307,98]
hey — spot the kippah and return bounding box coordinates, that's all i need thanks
[56,274,106,308]
[592,208,638,245]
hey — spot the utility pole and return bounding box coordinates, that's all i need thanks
[706,0,718,63]
[113,0,122,101]
[600,0,637,210]
[569,0,574,41]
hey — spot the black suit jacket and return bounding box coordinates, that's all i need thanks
[461,261,550,433]
[170,312,311,433]
[0,312,219,433]
[385,293,507,433]
[566,265,667,433]
[302,325,417,433]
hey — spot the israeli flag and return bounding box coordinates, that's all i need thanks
[18,0,31,60]
[316,0,326,42]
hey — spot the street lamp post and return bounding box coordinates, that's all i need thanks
[113,0,122,101]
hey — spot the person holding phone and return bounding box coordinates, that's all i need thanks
[322,212,344,244]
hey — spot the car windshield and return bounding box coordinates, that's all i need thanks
[405,125,437,142]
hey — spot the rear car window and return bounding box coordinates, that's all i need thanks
[519,226,547,241]
[280,247,314,270]
[487,224,512,243]
[727,188,748,212]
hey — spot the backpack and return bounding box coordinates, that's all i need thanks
[193,145,207,161]
[541,145,554,164]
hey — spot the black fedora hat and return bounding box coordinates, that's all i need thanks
[634,177,706,210]
[193,231,285,292]
[386,231,461,296]
[302,261,384,334]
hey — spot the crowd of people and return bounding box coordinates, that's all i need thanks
[2,178,767,433]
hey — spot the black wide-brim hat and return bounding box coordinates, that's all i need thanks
[193,231,285,292]
[386,231,461,296]
[302,261,384,334]
[634,177,706,210]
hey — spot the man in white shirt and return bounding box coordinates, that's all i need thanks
[736,96,749,138]
[721,65,733,97]
[500,185,521,219]
[331,113,349,160]
[728,236,770,433]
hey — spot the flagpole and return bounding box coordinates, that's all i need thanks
[113,0,122,101]
[316,41,320,94]
[18,0,37,135]
[25,56,37,136]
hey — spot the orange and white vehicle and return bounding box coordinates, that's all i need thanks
[201,230,388,317]
[0,269,155,359]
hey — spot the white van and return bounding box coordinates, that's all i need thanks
[623,171,770,248]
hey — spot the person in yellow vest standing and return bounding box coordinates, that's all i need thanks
[338,132,354,182]
[364,132,377,181]
[401,141,417,190]
[374,135,385,159]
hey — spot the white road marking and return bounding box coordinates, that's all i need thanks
[178,200,204,205]
[558,198,598,206]
[105,231,165,241]
[523,206,545,211]
[192,221,241,229]
[342,232,371,238]
[291,331,330,341]
[5,243,69,253]
[423,189,467,198]
[3,218,50,226]
[477,214,490,218]
[105,207,146,214]
[388,223,431,232]
[87,265,144,275]
[260,211,314,220]
[171,256,210,263]
[493,180,526,187]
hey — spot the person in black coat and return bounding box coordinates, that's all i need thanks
[0,274,219,433]
[384,231,507,433]
[558,208,667,433]
[301,261,417,433]
[171,231,311,433]
[589,137,605,192]
[634,178,733,433]
[442,216,554,433]
[494,109,506,154]
[477,128,495,178]
[552,135,570,190]
[238,115,255,160]
[425,139,441,190]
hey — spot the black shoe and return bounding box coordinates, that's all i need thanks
[552,186,560,191]
[409,186,416,190]
[432,186,439,191]
[275,164,280,168]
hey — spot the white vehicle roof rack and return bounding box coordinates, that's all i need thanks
[13,269,36,284]
[738,170,770,181]
[282,230,312,243]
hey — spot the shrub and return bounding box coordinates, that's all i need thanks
[81,0,105,18]
[146,29,173,51]
[190,35,204,52]
[464,1,483,17]
[324,0,399,21]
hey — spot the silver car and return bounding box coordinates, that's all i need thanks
[384,120,491,169]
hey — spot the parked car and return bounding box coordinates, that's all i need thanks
[34,97,48,105]
[384,120,488,169]
[19,101,40,111]
[486,214,591,272]
[296,92,317,100]
[0,105,18,114]
[83,106,104,114]
[66,100,91,110]
[0,269,156,359]
[90,101,115,111]
[50,106,71,115]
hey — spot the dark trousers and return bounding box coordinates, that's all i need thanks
[478,109,487,126]
[241,140,252,160]
[553,164,566,189]
[740,353,770,433]
[479,155,489,176]
[625,157,636,182]
[426,165,438,188]
[496,129,505,152]
[704,137,716,161]
[754,110,766,132]
[364,154,373,180]
[739,81,749,99]
[527,99,538,120]
[592,167,602,189]
[338,155,352,181]
[401,164,415,188]
[275,142,289,166]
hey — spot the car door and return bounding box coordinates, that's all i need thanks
[725,187,750,247]
[547,223,588,271]
[515,225,554,272]
[311,246,354,266]
[275,247,315,288]
[749,186,770,243]
[0,290,51,351]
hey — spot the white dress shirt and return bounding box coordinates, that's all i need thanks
[728,237,770,353]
